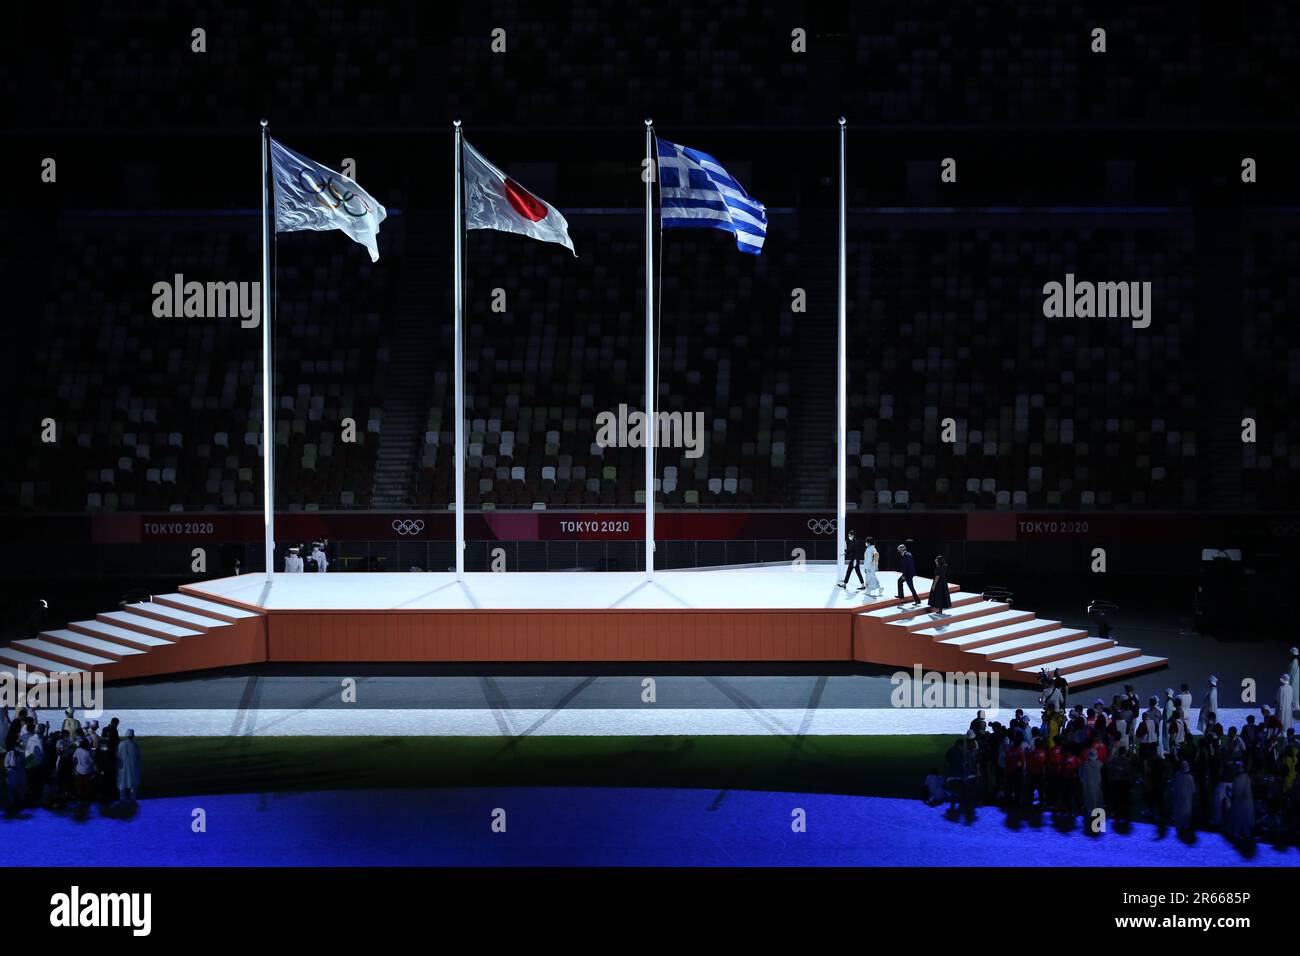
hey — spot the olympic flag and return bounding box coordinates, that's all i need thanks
[270,139,388,262]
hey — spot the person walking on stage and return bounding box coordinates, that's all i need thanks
[928,556,952,616]
[862,536,883,597]
[1087,600,1111,640]
[838,531,866,591]
[896,544,920,605]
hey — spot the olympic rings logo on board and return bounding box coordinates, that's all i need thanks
[392,519,426,536]
[806,518,837,535]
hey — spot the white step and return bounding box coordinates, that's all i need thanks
[0,649,85,673]
[162,592,259,619]
[859,590,977,620]
[1063,654,1169,686]
[126,602,232,630]
[963,626,1084,657]
[889,600,1006,629]
[13,639,115,667]
[72,620,174,648]
[100,611,202,639]
[937,619,1064,649]
[913,608,1033,639]
[994,636,1111,667]
[1019,644,1136,674]
[41,629,146,657]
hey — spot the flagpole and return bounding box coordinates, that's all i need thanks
[453,120,466,579]
[836,117,847,582]
[260,119,275,581]
[644,118,656,579]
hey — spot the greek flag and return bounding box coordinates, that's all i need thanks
[656,138,767,255]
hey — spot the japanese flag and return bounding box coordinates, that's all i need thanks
[463,140,575,255]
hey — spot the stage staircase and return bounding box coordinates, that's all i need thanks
[0,592,267,684]
[854,587,1168,688]
[0,579,1169,689]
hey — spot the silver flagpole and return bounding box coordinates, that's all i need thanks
[260,119,275,580]
[644,119,656,579]
[836,117,847,582]
[453,120,466,579]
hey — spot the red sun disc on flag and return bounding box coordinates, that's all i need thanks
[504,178,549,222]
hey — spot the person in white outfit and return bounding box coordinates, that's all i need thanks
[1288,648,1300,718]
[310,542,329,573]
[1170,691,1180,759]
[1224,762,1254,841]
[284,547,304,573]
[862,537,882,596]
[1278,674,1294,733]
[1112,717,1129,751]
[116,729,141,801]
[1168,707,1189,752]
[1197,675,1219,734]
[1176,684,1193,725]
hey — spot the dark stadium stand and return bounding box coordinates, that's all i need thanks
[1241,223,1300,509]
[410,219,793,510]
[4,207,1298,515]
[2,1,1297,518]
[10,1,1297,129]
[846,221,1200,511]
[5,217,399,512]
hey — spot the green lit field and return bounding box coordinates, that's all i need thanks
[141,734,955,799]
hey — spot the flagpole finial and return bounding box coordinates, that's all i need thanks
[260,118,268,128]
[838,116,846,127]
[453,119,462,128]
[644,117,653,127]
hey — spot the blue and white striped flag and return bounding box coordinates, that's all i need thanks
[656,138,767,255]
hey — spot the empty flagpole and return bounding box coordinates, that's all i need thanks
[260,119,275,580]
[644,119,656,579]
[453,120,466,579]
[836,117,847,581]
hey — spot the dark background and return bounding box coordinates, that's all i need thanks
[0,1,1296,633]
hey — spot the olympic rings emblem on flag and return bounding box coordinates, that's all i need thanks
[392,519,426,536]
[298,168,372,218]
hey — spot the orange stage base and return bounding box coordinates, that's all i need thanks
[0,569,1167,688]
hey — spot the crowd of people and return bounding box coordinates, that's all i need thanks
[1,707,141,812]
[925,660,1300,845]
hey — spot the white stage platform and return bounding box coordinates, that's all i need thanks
[187,567,935,612]
[17,564,1163,686]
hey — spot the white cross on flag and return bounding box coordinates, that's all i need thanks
[462,140,575,255]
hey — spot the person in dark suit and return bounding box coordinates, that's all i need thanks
[896,544,920,604]
[838,531,866,590]
[1087,600,1110,640]
[928,556,952,615]
[25,599,48,640]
